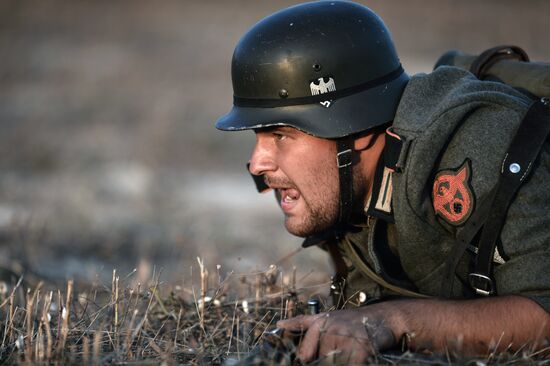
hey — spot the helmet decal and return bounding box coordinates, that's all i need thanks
[310,77,337,95]
[310,77,336,108]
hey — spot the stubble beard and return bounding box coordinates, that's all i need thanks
[283,164,340,238]
[284,192,339,237]
[283,163,368,237]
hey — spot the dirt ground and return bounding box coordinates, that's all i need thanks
[0,0,548,288]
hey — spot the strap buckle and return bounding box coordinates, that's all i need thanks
[468,273,494,296]
[336,149,352,168]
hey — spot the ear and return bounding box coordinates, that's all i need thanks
[354,133,376,151]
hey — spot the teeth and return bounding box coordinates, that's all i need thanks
[284,195,294,203]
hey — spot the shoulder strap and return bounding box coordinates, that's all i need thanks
[441,97,550,298]
[439,191,494,298]
[469,97,550,296]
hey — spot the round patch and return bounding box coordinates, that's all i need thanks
[432,160,475,226]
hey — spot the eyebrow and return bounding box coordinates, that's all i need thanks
[259,126,296,134]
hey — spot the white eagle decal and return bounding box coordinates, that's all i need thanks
[310,77,336,95]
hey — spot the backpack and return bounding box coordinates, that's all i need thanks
[434,45,550,297]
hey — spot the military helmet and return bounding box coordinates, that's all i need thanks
[216,0,408,138]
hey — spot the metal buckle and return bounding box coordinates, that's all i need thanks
[468,273,494,296]
[336,149,352,168]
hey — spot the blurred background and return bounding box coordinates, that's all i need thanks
[0,0,548,287]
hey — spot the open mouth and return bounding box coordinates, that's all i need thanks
[279,188,300,212]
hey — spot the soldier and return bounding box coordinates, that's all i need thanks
[216,1,550,363]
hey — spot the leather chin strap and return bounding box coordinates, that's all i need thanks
[336,138,354,227]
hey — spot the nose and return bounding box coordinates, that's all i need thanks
[249,133,277,176]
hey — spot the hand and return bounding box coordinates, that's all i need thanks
[277,307,397,364]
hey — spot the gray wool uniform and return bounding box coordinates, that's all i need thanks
[318,66,550,313]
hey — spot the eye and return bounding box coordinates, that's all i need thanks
[273,132,287,141]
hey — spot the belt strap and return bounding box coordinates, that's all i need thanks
[470,97,550,296]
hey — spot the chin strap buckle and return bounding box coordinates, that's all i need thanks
[336,149,353,168]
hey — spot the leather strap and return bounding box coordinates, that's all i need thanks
[336,138,354,226]
[384,128,404,172]
[470,45,529,80]
[439,190,495,298]
[470,97,550,296]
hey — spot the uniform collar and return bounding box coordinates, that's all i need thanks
[364,150,395,223]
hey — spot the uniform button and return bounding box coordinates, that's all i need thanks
[358,292,367,303]
[509,163,521,174]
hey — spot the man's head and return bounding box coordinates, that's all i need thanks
[216,1,406,236]
[248,126,383,237]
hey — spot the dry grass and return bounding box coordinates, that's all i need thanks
[0,259,327,365]
[0,262,547,365]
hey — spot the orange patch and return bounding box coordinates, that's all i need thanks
[432,160,474,226]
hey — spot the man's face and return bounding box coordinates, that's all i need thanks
[248,127,339,237]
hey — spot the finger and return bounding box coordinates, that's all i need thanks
[319,337,369,366]
[276,312,326,330]
[349,348,370,365]
[296,315,327,362]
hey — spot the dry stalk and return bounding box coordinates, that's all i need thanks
[0,275,23,309]
[135,272,162,348]
[82,335,90,364]
[92,326,102,364]
[112,270,119,334]
[35,321,44,363]
[173,308,182,348]
[197,257,208,331]
[24,283,43,362]
[115,273,120,350]
[24,288,33,361]
[57,280,73,360]
[124,309,138,360]
[42,291,53,360]
[227,300,238,355]
[1,284,17,350]
[236,314,240,359]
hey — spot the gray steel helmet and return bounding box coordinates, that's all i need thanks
[216,0,408,138]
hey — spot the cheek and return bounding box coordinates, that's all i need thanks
[302,155,338,198]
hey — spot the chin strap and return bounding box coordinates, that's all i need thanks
[336,138,354,226]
